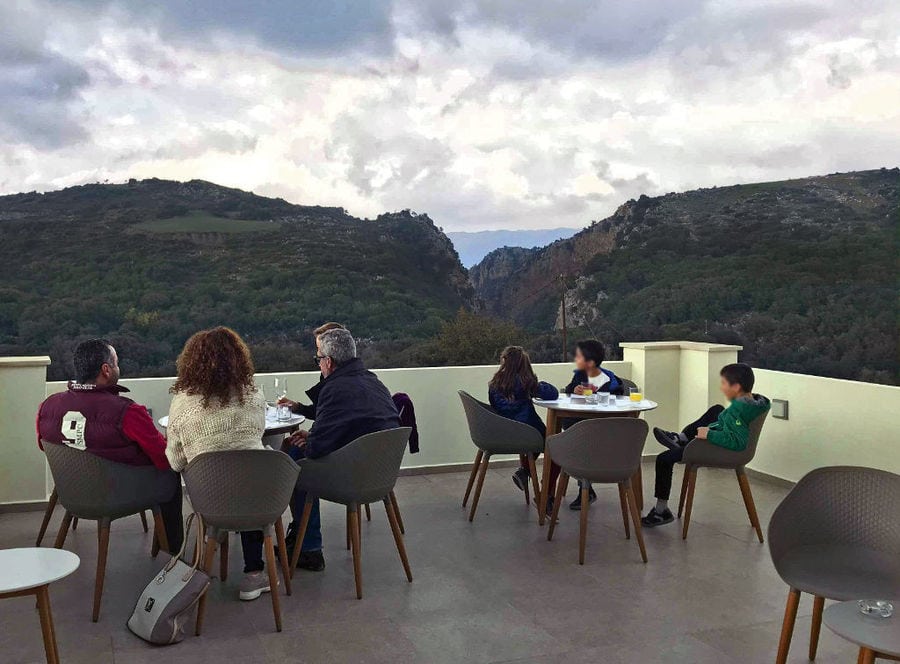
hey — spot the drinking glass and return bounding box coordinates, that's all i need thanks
[629,386,643,403]
[275,378,291,421]
[597,392,610,406]
[858,599,894,618]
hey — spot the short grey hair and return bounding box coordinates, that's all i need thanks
[319,328,356,365]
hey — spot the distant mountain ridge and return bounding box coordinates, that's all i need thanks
[470,169,899,384]
[0,178,472,378]
[447,227,577,267]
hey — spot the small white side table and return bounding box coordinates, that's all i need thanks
[0,548,80,664]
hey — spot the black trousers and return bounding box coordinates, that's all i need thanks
[156,474,185,554]
[654,405,724,501]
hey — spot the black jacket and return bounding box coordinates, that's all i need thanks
[305,358,400,459]
[562,368,625,396]
[293,376,324,420]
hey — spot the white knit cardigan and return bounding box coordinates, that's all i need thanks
[165,386,267,472]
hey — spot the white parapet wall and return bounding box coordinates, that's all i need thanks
[4,342,898,509]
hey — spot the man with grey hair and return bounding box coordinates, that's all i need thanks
[285,328,400,569]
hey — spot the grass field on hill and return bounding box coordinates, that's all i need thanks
[133,210,275,233]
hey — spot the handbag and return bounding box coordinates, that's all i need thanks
[127,512,211,644]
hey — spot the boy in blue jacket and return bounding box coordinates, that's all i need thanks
[489,346,559,513]
[642,363,770,527]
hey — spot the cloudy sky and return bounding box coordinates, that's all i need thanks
[2,1,898,230]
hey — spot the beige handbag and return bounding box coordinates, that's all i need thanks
[127,513,211,644]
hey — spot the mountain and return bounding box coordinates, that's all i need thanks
[0,178,472,379]
[471,169,900,384]
[446,228,578,267]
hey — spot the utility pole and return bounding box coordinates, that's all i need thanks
[559,274,568,362]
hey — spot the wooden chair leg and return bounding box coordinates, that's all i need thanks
[194,535,219,636]
[349,506,363,599]
[356,504,363,545]
[633,466,644,511]
[384,496,413,582]
[462,449,484,507]
[152,508,169,557]
[389,490,405,534]
[860,649,876,664]
[618,482,631,540]
[139,510,149,533]
[288,498,314,578]
[625,480,648,563]
[677,464,691,518]
[53,511,72,550]
[736,469,764,543]
[274,519,292,596]
[527,455,541,508]
[92,521,111,622]
[810,595,824,660]
[346,510,352,550]
[263,534,282,632]
[36,489,58,547]
[776,588,801,664]
[578,485,590,565]
[523,473,530,506]
[364,503,371,521]
[36,585,60,664]
[858,649,866,664]
[71,517,78,531]
[219,532,229,582]
[547,472,568,541]
[681,467,698,540]
[468,453,491,522]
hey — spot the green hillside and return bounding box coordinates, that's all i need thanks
[0,179,472,379]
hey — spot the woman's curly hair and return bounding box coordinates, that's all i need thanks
[170,327,256,407]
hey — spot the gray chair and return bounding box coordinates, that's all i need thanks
[288,428,413,599]
[43,442,177,622]
[182,449,298,634]
[458,391,545,522]
[677,409,769,541]
[546,418,649,564]
[769,466,900,664]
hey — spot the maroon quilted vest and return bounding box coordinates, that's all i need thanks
[37,383,151,466]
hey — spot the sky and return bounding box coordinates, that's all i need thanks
[2,1,899,231]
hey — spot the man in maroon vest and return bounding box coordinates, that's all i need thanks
[37,338,183,552]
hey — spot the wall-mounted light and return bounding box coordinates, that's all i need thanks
[771,399,789,420]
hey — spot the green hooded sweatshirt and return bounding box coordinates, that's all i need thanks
[706,394,771,451]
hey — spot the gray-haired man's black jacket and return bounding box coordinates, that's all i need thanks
[304,357,400,459]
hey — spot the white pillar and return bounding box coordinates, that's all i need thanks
[0,356,51,507]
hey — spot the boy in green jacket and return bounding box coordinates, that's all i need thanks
[642,363,770,527]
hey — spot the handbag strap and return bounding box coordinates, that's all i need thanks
[164,512,206,574]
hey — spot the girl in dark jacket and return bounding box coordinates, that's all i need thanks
[488,346,559,513]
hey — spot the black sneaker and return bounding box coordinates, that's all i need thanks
[568,486,598,510]
[512,467,530,492]
[296,550,326,572]
[653,427,684,451]
[641,507,675,528]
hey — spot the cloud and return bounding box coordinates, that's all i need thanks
[1,0,899,230]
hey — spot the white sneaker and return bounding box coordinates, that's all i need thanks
[239,571,275,601]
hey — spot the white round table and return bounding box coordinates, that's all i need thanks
[532,395,659,522]
[158,409,306,437]
[824,600,900,663]
[0,548,80,664]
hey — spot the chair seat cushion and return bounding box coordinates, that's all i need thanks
[777,545,900,600]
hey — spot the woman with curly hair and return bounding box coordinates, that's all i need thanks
[165,326,272,601]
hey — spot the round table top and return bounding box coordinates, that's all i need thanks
[534,394,658,414]
[158,409,305,433]
[0,548,80,593]
[824,600,900,656]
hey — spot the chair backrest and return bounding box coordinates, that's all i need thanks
[769,466,900,570]
[620,378,637,391]
[182,449,299,532]
[297,427,411,506]
[547,418,648,484]
[43,441,175,520]
[682,408,769,468]
[457,390,545,455]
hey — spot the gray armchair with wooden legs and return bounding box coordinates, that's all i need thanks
[458,391,545,521]
[545,418,649,565]
[43,442,176,622]
[677,410,769,541]
[289,428,413,599]
[182,449,298,634]
[768,466,900,664]
[36,488,150,546]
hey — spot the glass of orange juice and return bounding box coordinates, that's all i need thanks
[629,386,643,402]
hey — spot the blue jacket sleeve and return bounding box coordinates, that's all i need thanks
[536,381,559,400]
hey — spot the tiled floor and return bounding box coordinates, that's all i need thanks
[0,462,860,663]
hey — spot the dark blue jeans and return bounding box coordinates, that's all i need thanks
[239,449,323,573]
